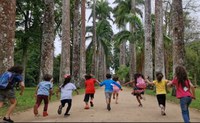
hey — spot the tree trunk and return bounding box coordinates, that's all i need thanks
[72,0,81,87]
[120,26,126,66]
[59,0,71,84]
[39,0,55,81]
[129,0,136,81]
[155,0,165,77]
[0,0,16,73]
[172,0,185,72]
[144,0,153,80]
[91,0,97,77]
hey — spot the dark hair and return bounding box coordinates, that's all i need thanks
[175,65,188,88]
[62,76,71,88]
[156,72,163,83]
[85,74,92,80]
[112,75,119,81]
[134,73,144,84]
[106,73,112,79]
[7,65,23,74]
[43,74,53,81]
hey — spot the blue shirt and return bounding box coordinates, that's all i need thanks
[37,81,53,96]
[100,79,121,92]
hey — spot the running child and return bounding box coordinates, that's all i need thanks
[56,74,79,117]
[83,74,99,109]
[33,74,53,117]
[146,72,169,116]
[112,75,121,104]
[124,73,146,107]
[100,73,122,111]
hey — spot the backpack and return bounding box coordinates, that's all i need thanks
[0,72,13,89]
[136,76,146,89]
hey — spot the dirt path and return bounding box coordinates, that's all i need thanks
[9,87,200,122]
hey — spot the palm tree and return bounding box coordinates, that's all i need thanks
[59,0,71,84]
[155,0,165,76]
[72,0,81,87]
[172,0,185,72]
[144,0,153,80]
[39,0,55,81]
[0,0,16,73]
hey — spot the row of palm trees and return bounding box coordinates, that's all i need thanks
[0,0,185,87]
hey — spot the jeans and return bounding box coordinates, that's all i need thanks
[180,96,192,123]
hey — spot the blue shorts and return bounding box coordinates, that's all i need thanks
[0,89,16,101]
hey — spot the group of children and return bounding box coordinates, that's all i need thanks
[33,65,196,123]
[0,65,196,123]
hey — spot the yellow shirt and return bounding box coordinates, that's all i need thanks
[153,80,168,95]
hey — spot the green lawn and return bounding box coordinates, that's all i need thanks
[0,87,84,117]
[145,87,200,110]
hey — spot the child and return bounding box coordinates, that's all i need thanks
[0,65,25,123]
[33,74,53,117]
[146,72,169,116]
[56,74,79,117]
[167,66,196,123]
[124,73,146,107]
[83,74,99,109]
[100,73,122,111]
[112,75,121,104]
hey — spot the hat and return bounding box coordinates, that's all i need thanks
[64,74,70,78]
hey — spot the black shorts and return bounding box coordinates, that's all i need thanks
[84,93,94,102]
[61,99,72,107]
[156,94,166,107]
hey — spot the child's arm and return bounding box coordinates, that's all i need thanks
[189,81,196,99]
[123,81,134,86]
[75,89,79,95]
[56,87,61,99]
[49,88,53,101]
[19,81,25,96]
[145,78,154,85]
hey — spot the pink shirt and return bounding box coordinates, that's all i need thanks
[172,78,192,99]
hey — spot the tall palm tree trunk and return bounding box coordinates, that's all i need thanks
[72,0,81,87]
[39,0,55,81]
[144,0,153,80]
[60,0,71,84]
[0,0,16,73]
[172,0,185,72]
[129,0,136,81]
[155,0,165,77]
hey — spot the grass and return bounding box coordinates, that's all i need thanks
[145,87,200,110]
[0,86,84,117]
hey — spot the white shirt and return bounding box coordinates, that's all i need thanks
[60,83,76,100]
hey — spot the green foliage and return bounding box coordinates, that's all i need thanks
[115,65,130,82]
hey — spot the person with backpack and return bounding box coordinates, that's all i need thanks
[167,66,196,123]
[0,65,25,123]
[124,73,146,107]
[33,74,53,117]
[99,73,122,111]
[56,74,79,117]
[146,72,170,116]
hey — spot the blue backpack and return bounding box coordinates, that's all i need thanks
[0,72,13,89]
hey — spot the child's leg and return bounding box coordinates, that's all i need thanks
[84,94,89,109]
[113,92,116,99]
[136,95,142,107]
[58,100,66,115]
[43,96,49,117]
[34,95,42,115]
[64,99,72,116]
[90,94,94,107]
[115,93,119,104]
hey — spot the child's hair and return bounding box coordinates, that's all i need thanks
[43,74,53,81]
[112,75,119,81]
[7,65,23,74]
[156,72,163,82]
[175,65,188,88]
[62,74,71,88]
[85,74,92,80]
[134,73,144,83]
[106,73,112,79]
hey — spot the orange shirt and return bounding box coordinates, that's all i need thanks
[85,78,96,94]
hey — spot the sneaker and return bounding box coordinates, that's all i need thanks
[3,117,14,123]
[107,104,111,111]
[57,105,62,115]
[64,114,70,117]
[84,105,89,109]
[90,101,94,107]
[43,111,48,117]
[161,106,166,116]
